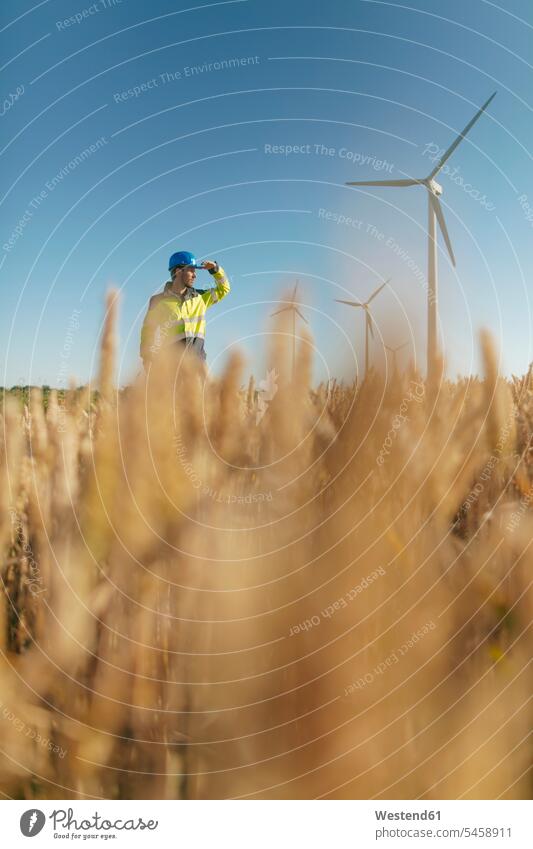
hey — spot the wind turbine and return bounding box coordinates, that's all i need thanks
[385,341,409,372]
[335,280,389,375]
[346,92,496,382]
[270,280,309,380]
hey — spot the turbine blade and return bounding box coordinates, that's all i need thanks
[346,179,419,187]
[430,194,456,267]
[295,307,309,324]
[429,92,497,179]
[334,299,363,307]
[368,280,388,303]
[270,306,290,316]
[291,280,299,301]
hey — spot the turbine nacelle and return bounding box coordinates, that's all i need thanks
[345,92,496,275]
[426,178,443,197]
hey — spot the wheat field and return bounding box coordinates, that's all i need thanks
[0,291,531,800]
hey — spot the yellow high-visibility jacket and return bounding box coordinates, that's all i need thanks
[140,266,230,362]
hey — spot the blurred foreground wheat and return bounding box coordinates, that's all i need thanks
[0,293,531,800]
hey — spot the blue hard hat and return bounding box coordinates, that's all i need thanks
[168,250,203,271]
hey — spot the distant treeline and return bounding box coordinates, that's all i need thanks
[0,386,100,409]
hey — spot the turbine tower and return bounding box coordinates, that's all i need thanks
[335,280,389,376]
[271,280,309,380]
[346,92,496,382]
[385,341,409,372]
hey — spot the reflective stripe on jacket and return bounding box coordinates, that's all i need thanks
[140,266,230,361]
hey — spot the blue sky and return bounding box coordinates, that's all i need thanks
[1,0,532,386]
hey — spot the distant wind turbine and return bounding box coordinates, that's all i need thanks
[335,280,389,375]
[346,92,496,382]
[271,280,309,380]
[385,341,409,372]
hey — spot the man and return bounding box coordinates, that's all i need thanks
[140,251,230,368]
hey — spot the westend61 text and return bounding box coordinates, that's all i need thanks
[375,810,441,820]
